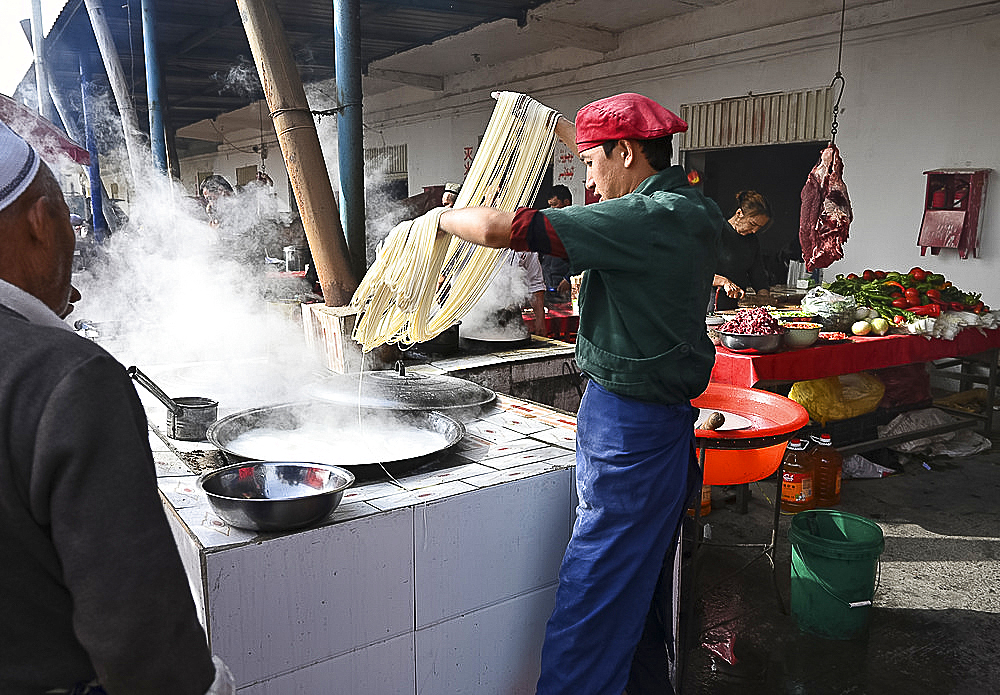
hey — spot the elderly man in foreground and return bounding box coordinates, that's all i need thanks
[0,119,234,694]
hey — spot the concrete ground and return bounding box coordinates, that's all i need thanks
[679,440,1000,694]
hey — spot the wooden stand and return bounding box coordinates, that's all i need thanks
[301,304,398,373]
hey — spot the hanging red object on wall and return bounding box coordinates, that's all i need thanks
[918,169,990,258]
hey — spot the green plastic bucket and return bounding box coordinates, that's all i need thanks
[788,509,885,640]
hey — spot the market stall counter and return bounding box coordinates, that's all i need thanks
[710,326,1000,444]
[150,389,578,693]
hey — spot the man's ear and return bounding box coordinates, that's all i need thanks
[620,139,637,167]
[23,195,52,245]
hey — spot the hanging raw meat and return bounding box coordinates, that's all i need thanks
[799,143,852,271]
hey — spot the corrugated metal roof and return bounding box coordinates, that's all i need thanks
[27,0,548,133]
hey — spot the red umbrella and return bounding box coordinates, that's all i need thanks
[0,93,90,167]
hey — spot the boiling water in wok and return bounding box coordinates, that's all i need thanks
[226,421,451,467]
[207,401,466,477]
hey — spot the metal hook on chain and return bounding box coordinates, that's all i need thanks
[829,71,846,144]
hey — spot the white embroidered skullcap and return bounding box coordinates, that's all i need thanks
[0,119,41,214]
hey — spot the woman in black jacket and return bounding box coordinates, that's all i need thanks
[712,190,772,311]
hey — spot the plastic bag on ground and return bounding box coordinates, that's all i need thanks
[877,407,992,456]
[843,454,897,479]
[788,372,885,425]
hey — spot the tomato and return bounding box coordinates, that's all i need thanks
[862,269,875,281]
[891,298,909,309]
[925,289,941,300]
[904,287,921,302]
[874,270,887,279]
[909,267,927,282]
[890,292,903,300]
[846,273,859,280]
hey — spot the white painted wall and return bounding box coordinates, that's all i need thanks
[176,0,999,306]
[362,2,1000,306]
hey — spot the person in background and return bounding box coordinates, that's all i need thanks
[0,120,234,695]
[199,174,235,227]
[438,92,723,695]
[540,185,573,303]
[712,189,772,311]
[442,181,462,208]
[516,250,548,335]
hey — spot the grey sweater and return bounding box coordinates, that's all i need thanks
[0,304,215,694]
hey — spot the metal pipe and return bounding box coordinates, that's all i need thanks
[236,0,358,306]
[79,52,107,243]
[141,0,167,173]
[334,0,366,280]
[30,0,54,122]
[83,0,144,186]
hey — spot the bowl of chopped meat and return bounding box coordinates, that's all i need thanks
[718,308,786,353]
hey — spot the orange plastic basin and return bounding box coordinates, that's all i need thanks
[692,382,809,486]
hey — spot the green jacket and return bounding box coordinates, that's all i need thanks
[542,166,723,404]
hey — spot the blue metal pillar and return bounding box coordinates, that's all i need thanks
[141,0,167,172]
[333,0,366,279]
[79,52,106,243]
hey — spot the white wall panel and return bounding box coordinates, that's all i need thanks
[413,470,572,628]
[205,510,415,685]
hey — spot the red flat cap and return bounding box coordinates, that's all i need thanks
[575,93,687,153]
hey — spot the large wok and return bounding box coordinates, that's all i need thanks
[207,401,465,481]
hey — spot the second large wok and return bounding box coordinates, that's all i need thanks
[207,401,465,481]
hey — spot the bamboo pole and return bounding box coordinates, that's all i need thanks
[236,0,358,305]
[83,0,144,186]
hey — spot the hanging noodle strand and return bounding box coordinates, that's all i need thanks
[351,92,559,352]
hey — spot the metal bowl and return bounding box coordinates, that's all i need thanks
[198,461,355,532]
[781,321,822,348]
[717,331,784,354]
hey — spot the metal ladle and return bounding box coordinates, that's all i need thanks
[127,366,219,441]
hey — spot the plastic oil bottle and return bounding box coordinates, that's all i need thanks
[688,483,712,517]
[781,438,816,514]
[813,433,843,507]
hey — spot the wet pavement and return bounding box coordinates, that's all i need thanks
[679,442,1000,694]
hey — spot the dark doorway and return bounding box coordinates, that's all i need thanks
[685,142,826,286]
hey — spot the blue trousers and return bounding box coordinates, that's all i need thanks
[536,381,698,695]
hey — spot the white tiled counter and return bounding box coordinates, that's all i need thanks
[152,394,578,693]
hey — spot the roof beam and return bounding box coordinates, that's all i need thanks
[367,0,522,20]
[171,8,243,55]
[366,68,443,91]
[523,15,618,53]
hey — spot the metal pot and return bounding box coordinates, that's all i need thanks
[206,400,465,481]
[128,366,219,441]
[414,322,461,355]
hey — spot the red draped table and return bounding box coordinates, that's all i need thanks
[711,327,1000,439]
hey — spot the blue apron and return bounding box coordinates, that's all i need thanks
[536,381,699,695]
